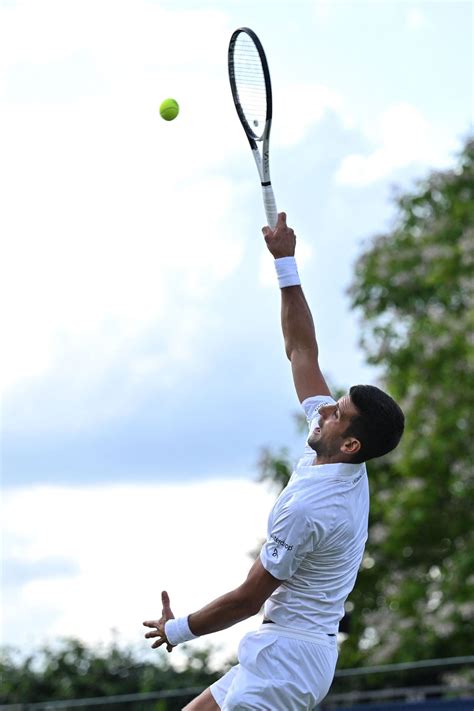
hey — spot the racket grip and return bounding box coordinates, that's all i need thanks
[262,184,278,229]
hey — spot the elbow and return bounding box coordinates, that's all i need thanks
[284,337,293,361]
[240,595,261,619]
[287,343,319,363]
[247,599,263,617]
[235,589,262,619]
[245,603,262,619]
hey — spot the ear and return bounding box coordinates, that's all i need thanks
[341,437,361,455]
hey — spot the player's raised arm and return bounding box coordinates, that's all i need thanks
[262,213,331,402]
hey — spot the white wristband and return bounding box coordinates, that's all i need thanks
[164,616,199,646]
[274,256,301,288]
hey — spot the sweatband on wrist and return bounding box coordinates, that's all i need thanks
[164,616,199,646]
[274,256,301,288]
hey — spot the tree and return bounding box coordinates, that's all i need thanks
[0,636,225,707]
[257,138,474,676]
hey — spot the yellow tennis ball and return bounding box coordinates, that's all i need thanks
[159,98,179,121]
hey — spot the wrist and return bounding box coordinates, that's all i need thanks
[274,256,301,288]
[164,616,199,646]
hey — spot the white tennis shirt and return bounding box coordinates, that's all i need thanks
[260,395,369,635]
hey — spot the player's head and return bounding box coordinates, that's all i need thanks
[308,385,404,464]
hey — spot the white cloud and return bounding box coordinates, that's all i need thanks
[312,0,333,23]
[335,103,456,186]
[0,0,228,71]
[405,7,427,30]
[2,479,276,665]
[274,82,352,148]
[0,0,247,398]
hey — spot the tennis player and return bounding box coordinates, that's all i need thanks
[143,212,405,710]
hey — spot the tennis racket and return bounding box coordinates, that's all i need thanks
[228,27,278,229]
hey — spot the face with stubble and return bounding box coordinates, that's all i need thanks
[307,395,362,463]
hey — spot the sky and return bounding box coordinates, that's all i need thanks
[1,0,473,674]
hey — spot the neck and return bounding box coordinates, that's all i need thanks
[313,453,353,465]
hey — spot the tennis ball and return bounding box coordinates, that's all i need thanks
[159,98,179,121]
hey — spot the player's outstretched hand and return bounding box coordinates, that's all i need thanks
[143,590,175,653]
[262,212,296,259]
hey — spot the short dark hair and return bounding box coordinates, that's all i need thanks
[345,384,405,463]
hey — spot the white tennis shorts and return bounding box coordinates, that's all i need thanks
[210,624,338,710]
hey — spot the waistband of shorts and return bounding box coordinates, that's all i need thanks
[259,622,337,647]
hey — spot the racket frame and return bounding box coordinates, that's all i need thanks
[228,27,278,228]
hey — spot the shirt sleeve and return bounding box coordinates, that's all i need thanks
[260,498,314,581]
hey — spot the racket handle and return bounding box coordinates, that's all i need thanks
[262,184,278,229]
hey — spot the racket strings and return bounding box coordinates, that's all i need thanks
[232,35,267,134]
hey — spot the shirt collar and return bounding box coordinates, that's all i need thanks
[297,461,366,478]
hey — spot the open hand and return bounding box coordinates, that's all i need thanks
[262,212,296,258]
[143,590,175,653]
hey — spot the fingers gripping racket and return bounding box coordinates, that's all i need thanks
[228,27,278,229]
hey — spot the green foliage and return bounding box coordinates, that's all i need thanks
[257,445,293,492]
[0,637,223,706]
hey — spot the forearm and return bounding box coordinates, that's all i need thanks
[188,589,257,637]
[281,285,318,360]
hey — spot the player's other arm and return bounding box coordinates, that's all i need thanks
[143,559,281,649]
[263,212,331,402]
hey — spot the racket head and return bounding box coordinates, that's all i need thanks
[228,27,273,143]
